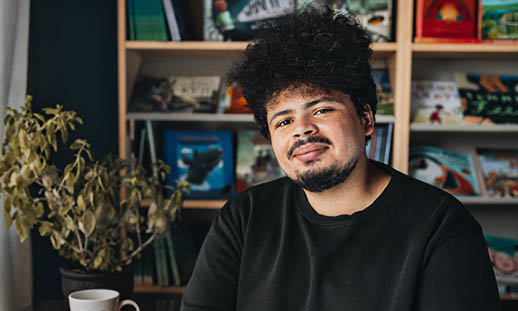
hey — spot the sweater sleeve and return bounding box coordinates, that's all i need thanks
[181,199,245,311]
[414,221,501,310]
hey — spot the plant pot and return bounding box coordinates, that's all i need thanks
[59,267,134,300]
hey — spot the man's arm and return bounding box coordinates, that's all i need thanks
[414,224,501,310]
[181,200,244,311]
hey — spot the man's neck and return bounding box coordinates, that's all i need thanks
[303,159,391,217]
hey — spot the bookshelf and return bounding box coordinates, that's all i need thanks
[117,0,518,296]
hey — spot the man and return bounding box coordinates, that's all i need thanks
[181,7,500,311]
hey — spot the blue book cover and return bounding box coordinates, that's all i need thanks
[409,146,480,196]
[164,130,234,198]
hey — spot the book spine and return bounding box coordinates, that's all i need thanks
[127,0,136,40]
[165,229,181,286]
[155,0,169,41]
[383,123,394,165]
[153,239,166,286]
[160,237,170,286]
[162,0,181,41]
[145,120,159,177]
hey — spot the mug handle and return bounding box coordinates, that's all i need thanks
[119,299,140,311]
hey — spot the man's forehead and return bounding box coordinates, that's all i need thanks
[267,86,350,111]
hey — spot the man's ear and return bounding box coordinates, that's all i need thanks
[362,105,375,136]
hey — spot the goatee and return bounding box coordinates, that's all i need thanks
[294,159,358,192]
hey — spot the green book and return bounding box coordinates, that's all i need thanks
[153,239,165,286]
[165,229,181,286]
[155,0,169,41]
[127,0,135,40]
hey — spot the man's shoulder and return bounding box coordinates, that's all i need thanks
[387,166,479,231]
[223,177,294,215]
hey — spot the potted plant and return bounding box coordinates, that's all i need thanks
[0,96,188,298]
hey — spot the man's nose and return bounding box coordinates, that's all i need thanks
[293,118,318,138]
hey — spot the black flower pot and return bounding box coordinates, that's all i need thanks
[60,267,134,300]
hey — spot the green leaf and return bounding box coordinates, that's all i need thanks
[35,202,44,218]
[79,210,96,237]
[4,210,12,229]
[77,195,86,212]
[38,221,54,236]
[15,217,28,242]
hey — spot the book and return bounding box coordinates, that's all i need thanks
[382,123,394,164]
[480,0,518,40]
[204,0,295,41]
[484,235,518,294]
[299,0,393,42]
[164,130,234,198]
[414,0,478,42]
[165,229,182,286]
[371,66,394,115]
[409,146,480,196]
[127,0,136,40]
[153,237,169,286]
[476,148,518,198]
[129,75,222,113]
[235,130,285,193]
[162,0,181,41]
[454,72,518,124]
[411,81,464,124]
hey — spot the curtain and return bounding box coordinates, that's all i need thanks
[0,0,32,310]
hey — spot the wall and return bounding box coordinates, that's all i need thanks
[27,0,118,302]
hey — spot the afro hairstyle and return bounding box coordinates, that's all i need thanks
[226,6,378,139]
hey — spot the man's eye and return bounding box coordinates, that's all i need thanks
[315,108,333,115]
[276,119,291,128]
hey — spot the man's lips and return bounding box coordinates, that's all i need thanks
[292,144,329,162]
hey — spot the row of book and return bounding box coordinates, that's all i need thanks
[408,146,518,198]
[133,215,213,287]
[415,0,518,43]
[411,72,518,125]
[126,0,393,42]
[134,229,181,287]
[134,122,394,199]
[128,64,394,116]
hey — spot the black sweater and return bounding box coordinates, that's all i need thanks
[182,164,500,311]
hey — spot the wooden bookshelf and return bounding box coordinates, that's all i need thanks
[410,124,518,133]
[134,285,185,294]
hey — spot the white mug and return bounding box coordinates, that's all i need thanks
[68,289,140,311]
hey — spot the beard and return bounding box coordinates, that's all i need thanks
[293,159,358,192]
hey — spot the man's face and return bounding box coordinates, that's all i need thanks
[266,87,374,192]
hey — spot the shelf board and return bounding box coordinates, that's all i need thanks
[412,43,518,59]
[127,112,395,124]
[125,41,396,56]
[459,196,518,205]
[183,200,227,209]
[410,123,518,133]
[134,284,185,294]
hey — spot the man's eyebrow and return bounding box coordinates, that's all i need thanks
[304,97,333,109]
[269,109,293,126]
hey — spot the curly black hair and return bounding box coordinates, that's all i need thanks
[226,7,377,139]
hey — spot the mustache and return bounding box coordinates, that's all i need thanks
[287,136,332,158]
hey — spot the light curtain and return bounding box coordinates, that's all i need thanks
[0,0,32,310]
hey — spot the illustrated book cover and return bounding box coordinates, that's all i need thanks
[235,130,284,193]
[298,0,393,42]
[454,72,518,124]
[485,235,518,293]
[479,0,518,40]
[411,81,464,124]
[371,66,394,115]
[164,130,234,198]
[129,75,222,113]
[414,0,478,42]
[204,0,296,41]
[409,146,480,196]
[476,148,518,198]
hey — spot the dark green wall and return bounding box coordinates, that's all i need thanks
[28,0,118,302]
